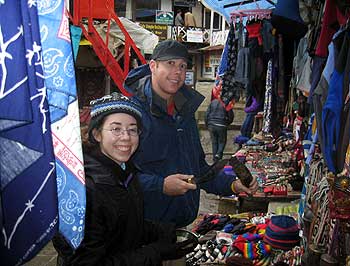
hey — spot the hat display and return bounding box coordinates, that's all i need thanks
[151,39,189,62]
[88,92,142,144]
[263,215,300,250]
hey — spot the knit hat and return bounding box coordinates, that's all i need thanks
[151,39,189,62]
[233,241,271,260]
[263,215,300,250]
[88,92,142,144]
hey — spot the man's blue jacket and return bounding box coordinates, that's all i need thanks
[124,65,235,227]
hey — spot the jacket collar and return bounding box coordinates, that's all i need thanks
[147,78,205,117]
[84,148,135,187]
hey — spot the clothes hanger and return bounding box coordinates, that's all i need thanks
[230,0,273,22]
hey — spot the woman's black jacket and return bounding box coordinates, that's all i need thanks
[53,149,174,266]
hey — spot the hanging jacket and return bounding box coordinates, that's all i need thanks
[124,65,235,228]
[53,148,173,266]
[205,99,234,128]
[321,30,349,173]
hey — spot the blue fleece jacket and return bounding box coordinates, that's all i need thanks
[124,65,235,227]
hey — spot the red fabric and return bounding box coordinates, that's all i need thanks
[315,0,350,57]
[79,107,91,126]
[246,22,263,45]
[212,83,235,111]
[211,219,219,225]
[167,101,175,115]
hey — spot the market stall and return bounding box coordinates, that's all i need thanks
[194,0,350,265]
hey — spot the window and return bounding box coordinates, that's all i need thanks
[134,0,160,22]
[115,0,126,17]
[204,8,220,29]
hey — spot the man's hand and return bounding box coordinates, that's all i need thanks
[232,176,258,195]
[163,174,197,196]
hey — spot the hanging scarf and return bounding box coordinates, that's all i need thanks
[0,2,58,264]
[37,0,86,249]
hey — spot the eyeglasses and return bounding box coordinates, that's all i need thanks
[101,127,141,137]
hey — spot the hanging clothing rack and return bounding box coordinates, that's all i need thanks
[230,0,273,22]
[231,9,272,21]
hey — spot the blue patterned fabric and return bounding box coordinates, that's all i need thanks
[37,1,77,124]
[0,1,58,264]
[37,0,86,249]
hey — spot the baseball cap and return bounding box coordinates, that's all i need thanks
[151,39,189,62]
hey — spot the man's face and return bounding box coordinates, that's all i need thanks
[149,58,187,99]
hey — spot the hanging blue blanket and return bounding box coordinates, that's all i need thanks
[0,1,58,265]
[37,0,86,249]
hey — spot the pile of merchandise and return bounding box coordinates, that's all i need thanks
[233,132,304,196]
[187,213,303,265]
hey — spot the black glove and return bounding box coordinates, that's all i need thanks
[151,238,196,261]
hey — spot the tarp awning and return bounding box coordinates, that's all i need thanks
[200,0,276,22]
[94,17,159,55]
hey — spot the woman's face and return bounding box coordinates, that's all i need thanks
[93,113,139,165]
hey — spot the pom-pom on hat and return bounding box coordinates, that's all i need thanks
[263,215,300,250]
[151,39,189,62]
[88,92,142,144]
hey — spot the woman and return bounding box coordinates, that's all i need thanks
[53,93,194,266]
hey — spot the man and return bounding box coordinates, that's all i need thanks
[174,10,184,26]
[124,40,258,228]
[205,95,234,162]
[184,10,196,27]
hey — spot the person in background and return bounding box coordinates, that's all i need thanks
[174,10,184,26]
[184,9,196,27]
[124,40,258,230]
[52,92,195,266]
[205,89,234,162]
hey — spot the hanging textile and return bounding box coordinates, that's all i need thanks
[37,0,86,248]
[321,29,350,173]
[335,30,350,173]
[220,23,245,106]
[262,60,273,134]
[315,0,350,57]
[0,2,58,265]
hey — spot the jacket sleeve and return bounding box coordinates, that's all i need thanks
[195,127,235,196]
[205,103,211,126]
[70,186,163,266]
[226,110,234,125]
[200,169,236,196]
[179,16,184,25]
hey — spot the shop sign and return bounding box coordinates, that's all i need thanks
[187,29,203,43]
[185,71,194,85]
[138,22,168,41]
[156,10,174,25]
